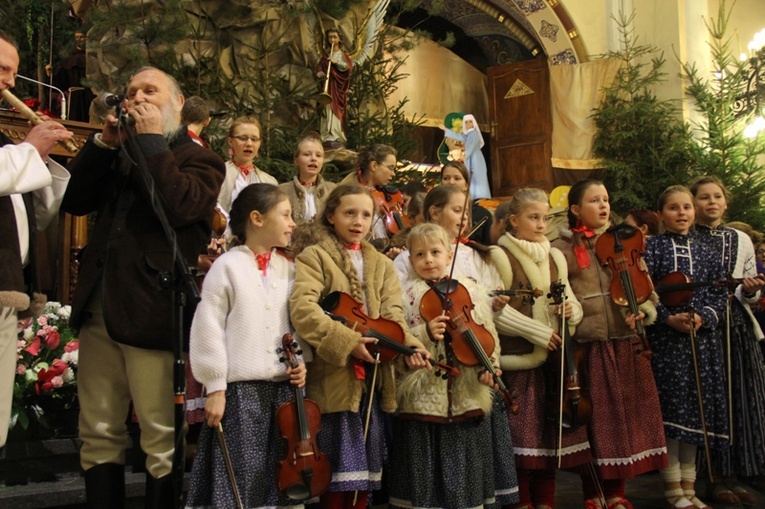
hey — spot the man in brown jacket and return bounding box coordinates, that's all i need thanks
[62,66,224,508]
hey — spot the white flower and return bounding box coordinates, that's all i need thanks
[45,302,62,313]
[56,306,72,320]
[46,313,58,323]
[62,367,75,383]
[62,351,79,367]
[23,327,34,341]
[25,369,38,383]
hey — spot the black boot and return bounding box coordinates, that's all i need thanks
[84,463,125,509]
[145,474,177,509]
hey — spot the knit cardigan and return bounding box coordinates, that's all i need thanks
[190,246,306,394]
[492,233,583,371]
[290,231,424,414]
[396,277,497,419]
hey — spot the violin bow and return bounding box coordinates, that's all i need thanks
[552,282,567,470]
[687,306,715,482]
[725,297,733,447]
[216,423,245,509]
[352,350,381,507]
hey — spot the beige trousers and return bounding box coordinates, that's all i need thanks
[77,305,175,478]
[0,308,18,446]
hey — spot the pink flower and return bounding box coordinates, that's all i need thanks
[37,316,47,326]
[45,331,60,349]
[25,337,41,356]
[51,376,64,388]
[16,365,26,375]
[65,339,79,353]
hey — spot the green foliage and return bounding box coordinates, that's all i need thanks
[680,1,765,230]
[0,0,84,107]
[83,0,425,184]
[591,11,697,214]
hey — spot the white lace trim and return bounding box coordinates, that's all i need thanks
[331,469,383,483]
[514,441,591,457]
[185,397,206,411]
[595,446,667,466]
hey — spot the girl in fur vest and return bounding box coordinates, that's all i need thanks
[186,184,306,509]
[644,185,731,509]
[289,184,430,509]
[388,223,519,509]
[493,188,589,509]
[278,135,336,225]
[551,179,667,509]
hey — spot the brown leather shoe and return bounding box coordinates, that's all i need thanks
[707,482,741,505]
[730,484,757,507]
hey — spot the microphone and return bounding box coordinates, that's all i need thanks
[93,92,134,126]
[15,74,67,120]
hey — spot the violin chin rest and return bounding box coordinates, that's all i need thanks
[285,483,311,501]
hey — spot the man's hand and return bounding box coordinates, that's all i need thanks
[25,120,73,160]
[128,102,164,135]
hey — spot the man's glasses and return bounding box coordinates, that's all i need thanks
[232,135,261,142]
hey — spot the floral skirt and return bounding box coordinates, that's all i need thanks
[709,299,765,477]
[504,365,591,470]
[388,395,519,509]
[185,380,303,509]
[316,391,386,493]
[585,337,667,479]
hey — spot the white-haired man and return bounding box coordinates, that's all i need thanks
[0,29,71,448]
[62,66,225,508]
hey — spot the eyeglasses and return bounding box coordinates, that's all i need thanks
[232,135,261,142]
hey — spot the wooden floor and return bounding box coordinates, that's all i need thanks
[2,468,765,508]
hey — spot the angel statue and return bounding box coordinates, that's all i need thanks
[310,0,389,149]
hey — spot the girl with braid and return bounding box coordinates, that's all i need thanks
[289,184,431,509]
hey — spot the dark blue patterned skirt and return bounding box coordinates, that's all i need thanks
[185,380,304,509]
[650,322,729,450]
[388,394,519,509]
[316,391,386,493]
[710,299,765,476]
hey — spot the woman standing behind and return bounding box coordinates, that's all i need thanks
[494,188,589,509]
[441,160,493,245]
[551,179,666,509]
[217,116,278,215]
[689,177,765,506]
[339,143,399,240]
[644,185,730,509]
[279,135,336,225]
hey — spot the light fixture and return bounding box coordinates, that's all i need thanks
[734,29,765,137]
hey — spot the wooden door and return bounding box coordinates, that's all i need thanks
[488,58,552,198]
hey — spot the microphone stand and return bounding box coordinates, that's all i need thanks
[118,110,200,509]
[16,73,67,120]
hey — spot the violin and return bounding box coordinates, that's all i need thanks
[594,223,654,358]
[275,334,331,501]
[372,186,411,235]
[321,291,461,378]
[419,278,519,414]
[654,271,763,308]
[547,281,591,430]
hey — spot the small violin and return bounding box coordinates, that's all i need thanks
[654,271,760,308]
[275,334,331,501]
[420,278,519,414]
[321,291,461,378]
[372,186,411,235]
[594,223,653,359]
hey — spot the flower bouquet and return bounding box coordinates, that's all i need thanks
[12,302,79,436]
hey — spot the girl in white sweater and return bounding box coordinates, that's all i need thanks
[186,183,307,509]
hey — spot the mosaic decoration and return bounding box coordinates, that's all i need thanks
[540,20,558,42]
[478,35,526,65]
[512,0,547,15]
[551,48,576,65]
[504,79,535,99]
